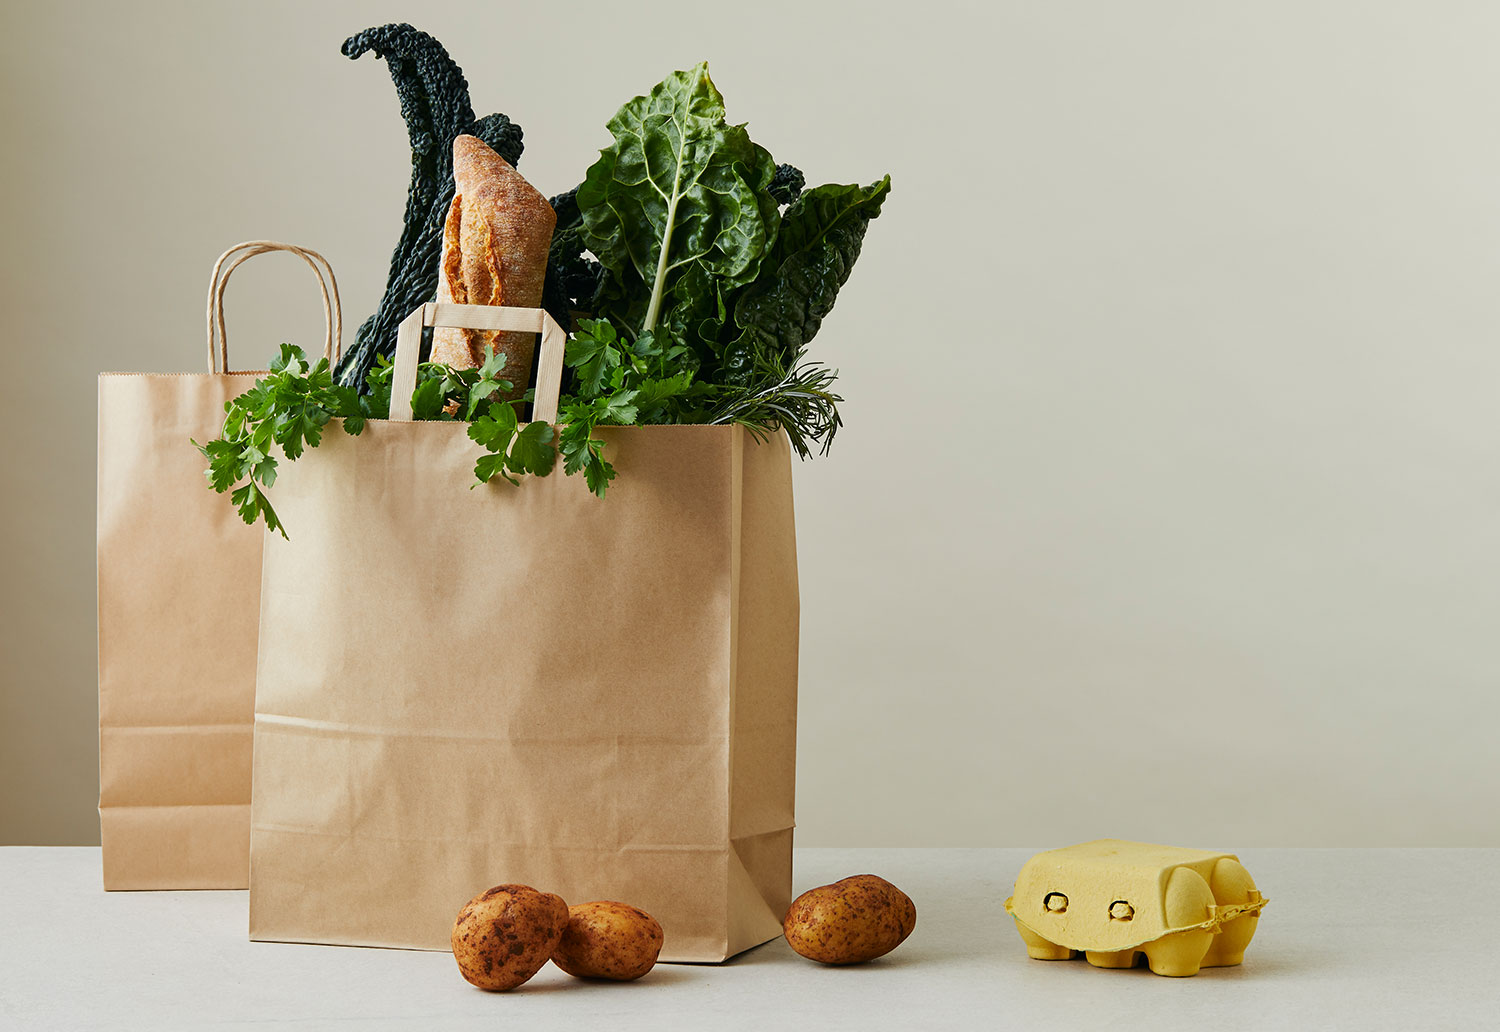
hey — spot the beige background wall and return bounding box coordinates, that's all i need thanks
[2,0,1496,847]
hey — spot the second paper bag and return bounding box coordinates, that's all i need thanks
[249,303,798,962]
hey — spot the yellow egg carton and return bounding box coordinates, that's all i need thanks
[1003,839,1267,977]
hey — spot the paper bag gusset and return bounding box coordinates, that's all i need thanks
[1004,839,1267,977]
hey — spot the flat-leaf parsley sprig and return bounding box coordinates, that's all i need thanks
[196,343,530,536]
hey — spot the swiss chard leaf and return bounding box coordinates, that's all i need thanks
[202,65,889,525]
[723,176,892,382]
[578,63,779,343]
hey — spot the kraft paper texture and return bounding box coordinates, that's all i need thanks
[96,372,265,889]
[96,240,339,890]
[249,420,799,962]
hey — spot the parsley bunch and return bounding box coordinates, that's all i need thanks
[196,346,364,536]
[556,319,710,495]
[196,343,546,537]
[200,321,845,537]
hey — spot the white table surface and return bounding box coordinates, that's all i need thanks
[1,846,1494,1031]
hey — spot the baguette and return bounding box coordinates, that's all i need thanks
[432,135,557,404]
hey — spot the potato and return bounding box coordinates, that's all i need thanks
[782,874,916,965]
[451,884,569,991]
[551,901,664,981]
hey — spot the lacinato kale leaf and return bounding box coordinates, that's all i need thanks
[334,24,525,390]
[768,163,806,205]
[542,187,604,330]
[202,59,891,530]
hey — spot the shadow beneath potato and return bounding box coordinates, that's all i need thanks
[472,963,700,995]
[568,964,698,987]
[718,935,926,971]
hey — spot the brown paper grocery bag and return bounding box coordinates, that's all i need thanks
[249,302,798,961]
[97,241,341,889]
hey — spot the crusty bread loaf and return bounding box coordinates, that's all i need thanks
[432,135,556,402]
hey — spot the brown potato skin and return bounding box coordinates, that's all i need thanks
[551,901,665,981]
[451,884,569,991]
[782,874,916,965]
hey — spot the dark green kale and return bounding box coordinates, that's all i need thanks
[541,187,604,330]
[768,163,805,205]
[207,60,887,533]
[334,24,525,390]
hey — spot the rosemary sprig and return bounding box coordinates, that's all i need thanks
[707,357,843,459]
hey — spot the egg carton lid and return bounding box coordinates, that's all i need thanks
[1004,839,1269,952]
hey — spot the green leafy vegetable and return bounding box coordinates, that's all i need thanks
[198,344,540,535]
[551,319,710,497]
[578,62,779,345]
[465,400,557,486]
[706,347,844,458]
[334,24,525,390]
[510,422,558,476]
[201,58,891,530]
[566,63,889,455]
[723,176,892,383]
[467,398,518,453]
